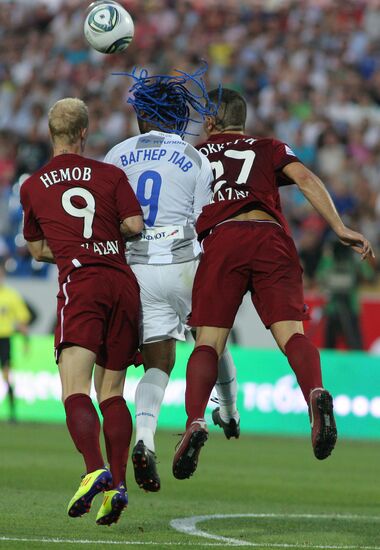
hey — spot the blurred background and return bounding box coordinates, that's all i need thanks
[0,0,379,434]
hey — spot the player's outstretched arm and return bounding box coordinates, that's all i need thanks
[120,215,144,238]
[26,239,56,263]
[283,162,375,261]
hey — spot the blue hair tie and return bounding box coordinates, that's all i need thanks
[113,62,220,136]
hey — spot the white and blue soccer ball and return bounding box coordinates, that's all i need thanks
[84,1,134,54]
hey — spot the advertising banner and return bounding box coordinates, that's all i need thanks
[1,336,379,439]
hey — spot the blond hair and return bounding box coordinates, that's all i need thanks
[48,98,88,145]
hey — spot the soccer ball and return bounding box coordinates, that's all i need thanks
[84,1,134,54]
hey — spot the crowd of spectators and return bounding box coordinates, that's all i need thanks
[0,0,379,286]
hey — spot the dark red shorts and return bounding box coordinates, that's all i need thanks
[55,266,140,370]
[189,220,309,329]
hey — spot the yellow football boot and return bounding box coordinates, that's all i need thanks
[67,468,112,518]
[96,483,128,526]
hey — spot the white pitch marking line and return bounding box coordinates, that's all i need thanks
[0,537,240,547]
[170,513,380,549]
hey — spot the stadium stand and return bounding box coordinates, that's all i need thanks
[0,0,379,284]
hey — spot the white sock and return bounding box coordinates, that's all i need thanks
[134,368,169,452]
[216,348,239,423]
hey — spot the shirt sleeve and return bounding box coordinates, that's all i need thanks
[114,170,143,221]
[272,139,301,171]
[20,185,44,242]
[272,139,303,187]
[103,148,113,165]
[193,153,213,220]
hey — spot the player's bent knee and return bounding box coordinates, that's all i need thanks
[62,387,91,403]
[142,339,176,374]
[97,389,124,405]
[96,384,125,403]
[195,327,230,358]
[195,340,222,357]
[270,320,304,354]
[143,363,174,375]
[95,367,126,404]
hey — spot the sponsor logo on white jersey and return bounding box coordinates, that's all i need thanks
[140,225,185,241]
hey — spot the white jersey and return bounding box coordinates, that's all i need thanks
[104,130,213,265]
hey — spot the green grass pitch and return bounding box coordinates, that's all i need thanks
[0,422,379,549]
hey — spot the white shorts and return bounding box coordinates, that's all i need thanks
[130,259,199,344]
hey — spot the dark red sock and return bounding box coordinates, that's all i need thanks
[185,345,219,428]
[285,333,323,402]
[64,393,104,473]
[99,396,132,488]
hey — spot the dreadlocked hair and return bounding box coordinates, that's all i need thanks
[114,62,220,136]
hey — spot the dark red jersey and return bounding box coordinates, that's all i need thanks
[195,133,301,240]
[20,153,142,283]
